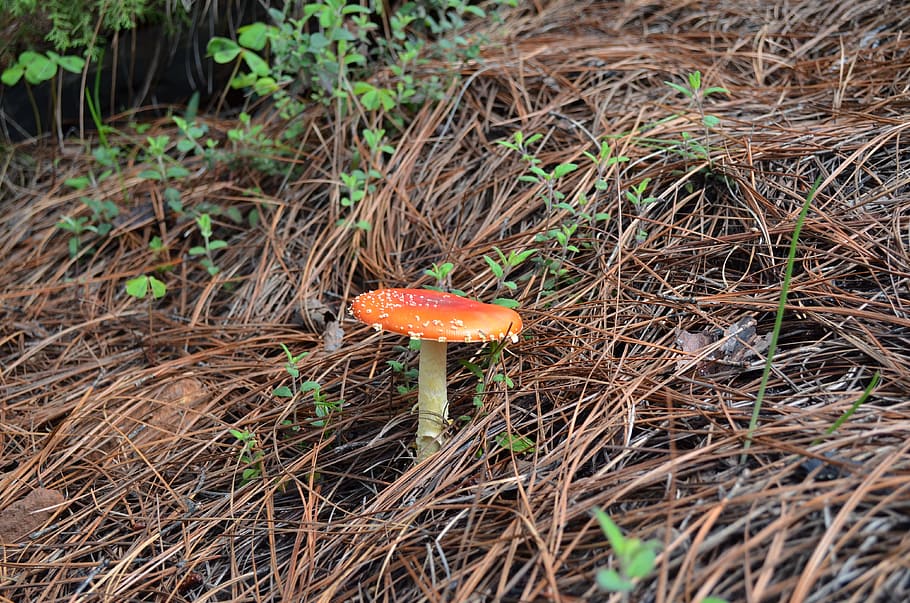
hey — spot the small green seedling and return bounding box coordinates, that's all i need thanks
[229,428,264,484]
[126,274,167,347]
[483,246,535,294]
[388,359,419,395]
[494,431,534,453]
[273,344,309,398]
[189,213,227,275]
[424,261,465,293]
[125,275,167,300]
[57,196,120,258]
[2,50,86,135]
[664,70,729,128]
[593,508,661,596]
[138,135,191,181]
[302,381,342,428]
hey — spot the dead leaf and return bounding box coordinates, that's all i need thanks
[323,319,344,352]
[299,297,333,332]
[0,488,65,543]
[675,328,716,373]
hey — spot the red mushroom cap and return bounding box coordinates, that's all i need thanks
[350,288,523,343]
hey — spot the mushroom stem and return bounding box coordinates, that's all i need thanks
[415,339,448,461]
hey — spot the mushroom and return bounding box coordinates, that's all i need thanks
[349,288,523,461]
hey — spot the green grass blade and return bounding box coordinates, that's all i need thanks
[742,176,823,460]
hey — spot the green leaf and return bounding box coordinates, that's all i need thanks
[24,52,56,84]
[231,73,258,89]
[664,80,691,97]
[626,543,659,578]
[494,432,534,453]
[55,54,85,73]
[1,64,24,86]
[483,255,504,279]
[703,86,730,97]
[148,276,167,299]
[196,213,212,237]
[492,297,520,309]
[273,386,294,398]
[125,275,150,299]
[65,176,90,189]
[166,165,190,179]
[189,246,206,256]
[593,508,627,555]
[551,163,578,179]
[241,51,270,77]
[176,139,195,153]
[238,22,269,50]
[253,76,278,96]
[703,114,721,128]
[596,568,634,593]
[207,37,242,63]
[207,240,228,251]
[138,169,162,180]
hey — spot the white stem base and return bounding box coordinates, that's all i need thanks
[415,339,448,462]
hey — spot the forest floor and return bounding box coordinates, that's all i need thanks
[2,1,910,601]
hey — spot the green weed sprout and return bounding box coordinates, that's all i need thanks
[126,274,167,345]
[593,508,660,596]
[2,49,85,136]
[229,428,264,484]
[272,344,309,399]
[125,275,167,300]
[664,70,729,164]
[483,246,534,308]
[302,381,342,428]
[189,213,227,276]
[497,131,578,210]
[57,196,119,258]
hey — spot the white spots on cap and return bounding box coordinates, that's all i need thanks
[350,288,523,344]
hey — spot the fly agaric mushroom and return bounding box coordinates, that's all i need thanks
[350,288,522,461]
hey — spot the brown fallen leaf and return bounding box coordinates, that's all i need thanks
[0,488,66,544]
[676,315,769,374]
[675,328,716,373]
[323,319,344,352]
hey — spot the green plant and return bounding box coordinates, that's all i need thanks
[388,359,419,395]
[302,381,342,428]
[483,246,534,308]
[272,344,309,398]
[664,70,729,129]
[229,428,264,484]
[742,176,822,459]
[424,261,458,292]
[497,131,579,211]
[592,508,661,597]
[57,196,119,257]
[494,431,534,453]
[138,134,191,181]
[811,370,881,446]
[580,139,628,224]
[125,273,167,345]
[207,4,371,114]
[664,71,729,163]
[125,274,166,300]
[5,0,171,55]
[625,177,658,243]
[2,49,86,136]
[189,213,227,276]
[336,167,378,232]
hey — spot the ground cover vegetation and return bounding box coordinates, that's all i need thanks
[1,0,909,600]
